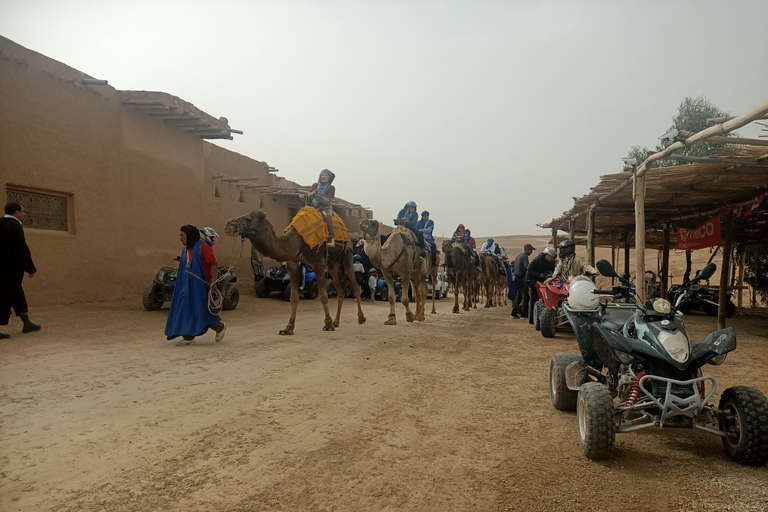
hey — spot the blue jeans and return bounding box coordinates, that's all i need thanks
[370,288,375,303]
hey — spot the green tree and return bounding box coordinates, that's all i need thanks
[622,96,737,172]
[743,243,768,304]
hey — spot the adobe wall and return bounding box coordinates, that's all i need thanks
[0,37,377,305]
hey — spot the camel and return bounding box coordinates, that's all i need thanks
[228,210,365,335]
[425,244,441,315]
[480,253,504,308]
[442,239,475,313]
[360,219,426,324]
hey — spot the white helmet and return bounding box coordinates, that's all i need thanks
[568,275,599,310]
[200,227,220,245]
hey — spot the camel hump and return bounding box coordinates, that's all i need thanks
[452,242,468,254]
[284,207,350,249]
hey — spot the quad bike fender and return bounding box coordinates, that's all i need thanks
[591,323,669,371]
[691,327,737,362]
[562,306,602,367]
[565,360,589,391]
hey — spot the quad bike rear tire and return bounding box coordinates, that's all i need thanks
[343,280,354,298]
[534,301,544,331]
[550,353,584,411]
[540,307,558,338]
[142,283,163,311]
[379,285,389,302]
[304,281,319,300]
[283,285,292,302]
[255,279,270,298]
[726,301,736,318]
[222,283,239,310]
[719,386,768,466]
[577,382,615,460]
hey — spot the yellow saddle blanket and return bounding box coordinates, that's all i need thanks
[284,207,350,249]
[393,225,415,246]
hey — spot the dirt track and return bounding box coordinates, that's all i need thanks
[1,292,767,512]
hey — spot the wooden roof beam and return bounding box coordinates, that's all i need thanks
[666,154,768,165]
[706,114,768,125]
[219,177,259,183]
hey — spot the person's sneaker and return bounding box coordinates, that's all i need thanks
[510,313,520,319]
[0,333,10,339]
[176,336,196,346]
[22,323,41,333]
[215,323,227,342]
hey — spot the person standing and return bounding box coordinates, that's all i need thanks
[525,247,557,324]
[511,243,535,318]
[416,210,436,265]
[0,203,40,339]
[165,225,226,346]
[368,269,378,304]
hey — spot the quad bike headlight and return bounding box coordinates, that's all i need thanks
[657,331,690,363]
[708,353,727,366]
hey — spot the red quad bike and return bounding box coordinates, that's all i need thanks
[534,279,571,338]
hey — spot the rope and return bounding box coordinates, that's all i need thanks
[186,237,246,315]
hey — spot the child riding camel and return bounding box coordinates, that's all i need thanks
[302,169,336,247]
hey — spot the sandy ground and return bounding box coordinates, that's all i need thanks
[1,290,767,512]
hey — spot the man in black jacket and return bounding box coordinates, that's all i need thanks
[524,246,556,325]
[0,203,40,338]
[511,243,535,318]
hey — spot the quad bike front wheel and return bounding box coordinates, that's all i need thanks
[142,283,163,311]
[303,281,319,300]
[577,382,615,460]
[534,301,544,331]
[540,307,558,338]
[255,279,270,298]
[550,353,584,411]
[719,386,768,466]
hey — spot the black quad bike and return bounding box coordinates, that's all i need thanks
[667,282,736,318]
[256,266,319,301]
[143,262,240,311]
[549,259,768,465]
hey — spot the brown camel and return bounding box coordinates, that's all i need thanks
[228,211,366,335]
[442,240,475,313]
[425,243,441,315]
[480,253,503,308]
[360,219,426,324]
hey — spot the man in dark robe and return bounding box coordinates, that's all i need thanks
[0,203,41,338]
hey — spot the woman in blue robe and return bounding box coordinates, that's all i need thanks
[165,225,226,346]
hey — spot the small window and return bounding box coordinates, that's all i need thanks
[239,190,245,203]
[6,186,71,232]
[214,186,221,198]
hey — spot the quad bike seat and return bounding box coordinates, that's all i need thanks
[600,310,634,332]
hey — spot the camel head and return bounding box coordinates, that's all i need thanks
[441,239,454,254]
[359,218,380,239]
[225,210,270,240]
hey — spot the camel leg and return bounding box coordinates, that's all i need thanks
[340,249,366,325]
[402,272,415,323]
[430,267,437,314]
[452,272,461,314]
[313,261,335,332]
[383,271,397,325]
[484,277,492,308]
[412,274,426,321]
[327,259,344,328]
[279,262,302,335]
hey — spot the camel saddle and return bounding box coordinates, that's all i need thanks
[392,225,416,246]
[284,207,350,249]
[452,242,469,254]
[487,253,505,274]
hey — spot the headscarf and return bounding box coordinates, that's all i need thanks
[181,224,200,250]
[316,169,336,197]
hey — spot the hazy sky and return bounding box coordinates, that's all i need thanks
[2,1,767,238]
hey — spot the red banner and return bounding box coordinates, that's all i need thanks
[676,217,721,250]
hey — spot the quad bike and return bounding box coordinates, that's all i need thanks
[143,261,239,311]
[533,279,571,338]
[667,282,736,318]
[256,266,318,301]
[549,259,768,465]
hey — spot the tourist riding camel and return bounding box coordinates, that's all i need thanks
[393,201,427,259]
[417,210,437,266]
[301,169,336,247]
[360,218,426,324]
[227,210,365,335]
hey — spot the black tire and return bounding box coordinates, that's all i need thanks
[142,283,164,311]
[534,301,544,331]
[443,291,448,298]
[343,279,354,298]
[725,301,736,318]
[222,283,239,310]
[255,278,270,298]
[326,279,336,298]
[304,281,319,300]
[550,353,583,411]
[540,307,558,338]
[379,286,388,302]
[283,285,292,302]
[577,382,616,460]
[719,386,768,466]
[704,306,718,317]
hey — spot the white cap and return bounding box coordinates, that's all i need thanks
[544,246,556,257]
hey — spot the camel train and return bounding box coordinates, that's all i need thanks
[226,210,507,334]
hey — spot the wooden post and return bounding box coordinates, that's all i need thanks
[569,218,576,242]
[737,247,746,308]
[551,227,558,247]
[718,212,734,330]
[610,234,617,287]
[586,205,596,267]
[634,172,647,303]
[624,233,631,283]
[661,223,670,299]
[684,250,692,283]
